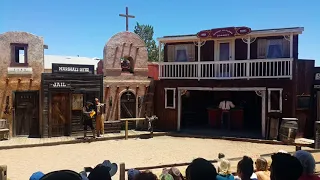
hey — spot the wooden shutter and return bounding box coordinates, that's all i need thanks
[167,45,175,62]
[257,39,267,59]
[187,44,195,61]
[282,39,290,58]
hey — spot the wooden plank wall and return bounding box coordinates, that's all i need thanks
[41,73,103,137]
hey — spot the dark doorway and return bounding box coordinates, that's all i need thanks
[50,92,71,137]
[120,91,136,118]
[14,91,39,137]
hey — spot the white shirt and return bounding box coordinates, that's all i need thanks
[219,100,235,110]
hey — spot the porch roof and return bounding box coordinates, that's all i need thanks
[157,27,304,43]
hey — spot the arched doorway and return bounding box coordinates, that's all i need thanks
[120,91,136,119]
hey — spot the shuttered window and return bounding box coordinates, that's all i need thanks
[257,38,290,59]
[167,44,195,62]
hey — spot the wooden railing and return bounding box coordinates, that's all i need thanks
[158,58,293,80]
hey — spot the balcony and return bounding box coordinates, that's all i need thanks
[158,58,293,80]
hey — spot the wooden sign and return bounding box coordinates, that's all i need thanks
[52,63,94,74]
[7,67,33,75]
[49,81,71,88]
[197,27,251,38]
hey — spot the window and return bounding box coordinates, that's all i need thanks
[165,88,176,109]
[257,39,289,59]
[10,43,28,66]
[268,88,283,112]
[167,44,195,62]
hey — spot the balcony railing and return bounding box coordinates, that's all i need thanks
[158,58,293,80]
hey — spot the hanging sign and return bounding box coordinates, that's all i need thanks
[52,63,94,74]
[197,26,251,38]
[315,73,320,80]
[49,81,71,88]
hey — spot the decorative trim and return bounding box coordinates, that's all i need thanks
[255,90,263,97]
[164,88,176,109]
[193,41,206,47]
[241,37,257,44]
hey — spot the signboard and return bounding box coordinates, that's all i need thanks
[315,73,320,80]
[197,26,251,39]
[7,67,33,75]
[49,81,71,88]
[52,63,94,74]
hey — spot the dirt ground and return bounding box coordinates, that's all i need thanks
[0,136,300,180]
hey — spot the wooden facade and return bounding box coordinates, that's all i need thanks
[153,27,316,138]
[41,64,103,137]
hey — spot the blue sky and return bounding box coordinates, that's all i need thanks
[1,0,319,63]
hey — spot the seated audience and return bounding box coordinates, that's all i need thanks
[255,157,270,180]
[186,158,218,180]
[293,150,320,180]
[270,152,303,180]
[128,169,141,180]
[39,170,83,180]
[235,156,257,180]
[160,170,174,180]
[135,171,158,180]
[216,158,234,180]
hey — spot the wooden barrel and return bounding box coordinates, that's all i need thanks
[279,118,298,143]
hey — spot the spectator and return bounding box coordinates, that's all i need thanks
[293,150,320,180]
[128,169,141,180]
[255,157,270,180]
[270,152,303,180]
[159,171,174,180]
[168,167,183,180]
[30,171,45,180]
[236,156,257,180]
[135,171,158,180]
[87,160,118,180]
[39,170,82,180]
[186,158,218,180]
[216,158,234,180]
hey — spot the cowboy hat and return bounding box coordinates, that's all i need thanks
[82,160,118,179]
[102,160,118,177]
[40,170,82,180]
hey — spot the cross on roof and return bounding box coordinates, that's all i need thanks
[119,7,135,31]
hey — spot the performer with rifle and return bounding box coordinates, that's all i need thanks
[94,98,105,137]
[82,102,96,139]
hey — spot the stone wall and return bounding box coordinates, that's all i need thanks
[0,32,44,136]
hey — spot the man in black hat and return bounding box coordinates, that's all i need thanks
[83,101,96,139]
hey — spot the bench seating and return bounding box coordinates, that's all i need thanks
[0,119,9,140]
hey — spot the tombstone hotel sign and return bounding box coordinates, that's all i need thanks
[52,63,94,74]
[197,26,251,39]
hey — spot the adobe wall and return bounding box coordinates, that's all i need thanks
[0,32,44,136]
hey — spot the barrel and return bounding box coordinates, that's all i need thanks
[314,121,320,149]
[279,118,298,143]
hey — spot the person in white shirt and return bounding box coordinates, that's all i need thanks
[219,99,235,129]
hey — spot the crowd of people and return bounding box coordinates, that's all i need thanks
[29,150,320,180]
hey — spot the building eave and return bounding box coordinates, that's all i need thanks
[157,27,304,43]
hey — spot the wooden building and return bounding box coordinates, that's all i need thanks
[152,26,315,138]
[0,31,46,137]
[41,63,103,137]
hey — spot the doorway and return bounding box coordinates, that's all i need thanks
[14,91,39,137]
[50,92,71,137]
[120,91,136,118]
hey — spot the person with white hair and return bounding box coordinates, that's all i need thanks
[293,150,320,180]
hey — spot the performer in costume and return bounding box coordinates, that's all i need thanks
[83,102,96,139]
[94,98,105,137]
[218,98,235,130]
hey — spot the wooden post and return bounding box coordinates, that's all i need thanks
[125,120,128,140]
[119,163,125,180]
[0,165,7,180]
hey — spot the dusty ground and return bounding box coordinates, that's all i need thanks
[0,136,301,180]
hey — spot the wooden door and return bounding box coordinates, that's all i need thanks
[50,92,71,136]
[120,91,136,118]
[14,91,39,137]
